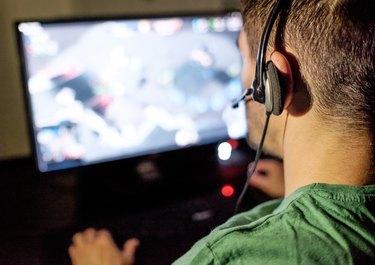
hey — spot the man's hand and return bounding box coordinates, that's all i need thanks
[69,228,140,265]
[248,159,284,198]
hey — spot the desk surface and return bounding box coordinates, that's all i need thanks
[0,144,269,265]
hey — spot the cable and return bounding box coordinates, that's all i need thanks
[234,111,272,214]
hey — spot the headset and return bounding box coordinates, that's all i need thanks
[233,0,286,213]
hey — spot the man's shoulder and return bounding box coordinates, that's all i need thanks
[203,184,375,265]
[173,201,301,264]
[206,198,305,250]
[173,199,301,265]
[174,184,375,265]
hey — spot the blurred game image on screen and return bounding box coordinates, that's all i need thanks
[17,11,246,172]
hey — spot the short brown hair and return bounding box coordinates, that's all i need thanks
[240,0,375,136]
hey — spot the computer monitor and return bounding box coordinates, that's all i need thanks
[16,11,246,173]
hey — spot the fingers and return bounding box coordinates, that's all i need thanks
[251,159,281,175]
[69,228,99,265]
[96,229,116,245]
[122,238,140,265]
[71,228,99,246]
[68,245,78,265]
[71,228,116,248]
[69,228,126,265]
[248,159,285,198]
[250,170,270,187]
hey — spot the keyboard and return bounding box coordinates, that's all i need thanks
[110,191,235,235]
[43,189,238,265]
[107,190,237,264]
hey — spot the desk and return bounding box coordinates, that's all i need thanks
[0,142,265,265]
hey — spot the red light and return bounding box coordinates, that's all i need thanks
[221,185,234,197]
[227,139,239,149]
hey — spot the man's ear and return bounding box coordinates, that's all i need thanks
[271,51,312,116]
[270,51,294,112]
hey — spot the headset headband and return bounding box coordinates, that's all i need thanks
[252,0,285,104]
[232,0,285,109]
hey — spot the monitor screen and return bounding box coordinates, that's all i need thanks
[16,11,246,173]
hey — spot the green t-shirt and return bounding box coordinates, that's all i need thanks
[173,183,375,265]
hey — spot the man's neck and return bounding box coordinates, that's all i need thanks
[282,112,372,197]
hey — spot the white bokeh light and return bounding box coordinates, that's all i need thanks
[218,142,232,161]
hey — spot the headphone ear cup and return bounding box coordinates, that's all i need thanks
[266,61,284,115]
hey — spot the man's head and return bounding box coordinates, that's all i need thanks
[239,0,375,160]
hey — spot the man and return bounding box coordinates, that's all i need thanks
[69,0,375,264]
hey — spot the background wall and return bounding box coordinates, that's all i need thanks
[0,0,240,160]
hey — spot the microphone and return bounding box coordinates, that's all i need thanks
[231,87,254,108]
